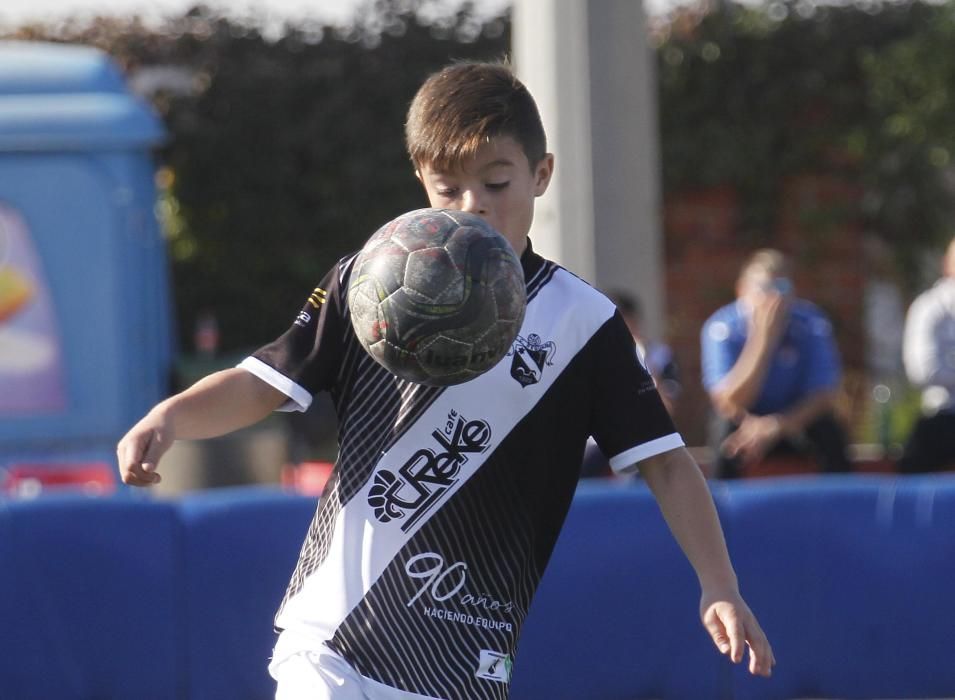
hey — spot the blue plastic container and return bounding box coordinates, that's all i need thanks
[0,41,172,476]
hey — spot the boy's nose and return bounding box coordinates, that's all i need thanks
[460,190,487,216]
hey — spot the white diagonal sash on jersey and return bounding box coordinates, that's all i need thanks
[278,268,617,637]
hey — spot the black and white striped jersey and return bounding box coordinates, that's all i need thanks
[240,240,682,700]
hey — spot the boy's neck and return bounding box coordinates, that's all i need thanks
[513,237,528,258]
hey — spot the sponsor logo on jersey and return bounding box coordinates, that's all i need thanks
[508,333,556,387]
[475,649,512,683]
[367,410,491,531]
[295,310,311,327]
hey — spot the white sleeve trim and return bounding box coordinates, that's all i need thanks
[608,433,685,473]
[236,356,313,412]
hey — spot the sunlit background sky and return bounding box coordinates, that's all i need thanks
[0,0,681,30]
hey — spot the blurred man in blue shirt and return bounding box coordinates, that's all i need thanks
[701,249,850,479]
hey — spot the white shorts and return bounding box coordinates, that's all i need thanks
[269,630,443,700]
[272,646,370,700]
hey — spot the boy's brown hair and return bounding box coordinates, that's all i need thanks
[405,61,547,173]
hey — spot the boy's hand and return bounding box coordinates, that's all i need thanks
[701,589,775,677]
[116,411,173,487]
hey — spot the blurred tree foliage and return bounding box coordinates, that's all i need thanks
[656,0,955,288]
[6,0,955,349]
[7,0,509,352]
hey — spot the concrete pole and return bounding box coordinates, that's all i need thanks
[512,0,666,338]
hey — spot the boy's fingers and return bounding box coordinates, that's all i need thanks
[703,610,731,655]
[139,470,162,484]
[123,462,159,486]
[117,439,138,474]
[704,601,775,675]
[752,649,773,677]
[125,472,161,487]
[706,603,745,662]
[748,642,764,675]
[750,647,774,676]
[139,462,161,481]
[139,431,168,481]
[117,431,164,486]
[118,444,143,484]
[746,622,775,676]
[725,612,745,663]
[121,464,148,486]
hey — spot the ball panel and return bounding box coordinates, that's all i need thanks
[349,276,390,344]
[368,337,429,384]
[359,241,408,296]
[404,247,465,305]
[490,267,526,323]
[389,210,457,252]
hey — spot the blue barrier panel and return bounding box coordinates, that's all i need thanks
[511,481,727,700]
[725,475,955,700]
[0,496,181,699]
[178,487,318,700]
[5,477,954,699]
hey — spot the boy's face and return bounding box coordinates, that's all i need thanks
[416,136,554,256]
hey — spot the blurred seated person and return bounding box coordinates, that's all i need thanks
[701,249,850,479]
[581,290,681,477]
[898,236,955,473]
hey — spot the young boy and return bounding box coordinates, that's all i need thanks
[118,61,774,699]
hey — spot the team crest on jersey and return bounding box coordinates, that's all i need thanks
[475,649,512,683]
[368,410,491,531]
[508,334,556,387]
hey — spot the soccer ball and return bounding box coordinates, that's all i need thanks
[348,208,526,386]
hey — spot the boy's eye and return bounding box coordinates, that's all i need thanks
[486,182,509,191]
[436,187,458,197]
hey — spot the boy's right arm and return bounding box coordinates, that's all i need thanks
[117,368,288,487]
[639,447,775,676]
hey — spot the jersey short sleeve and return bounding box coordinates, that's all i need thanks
[238,261,348,412]
[588,312,682,473]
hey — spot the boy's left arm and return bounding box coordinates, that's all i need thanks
[638,447,776,677]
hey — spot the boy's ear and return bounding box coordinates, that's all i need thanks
[533,154,555,196]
